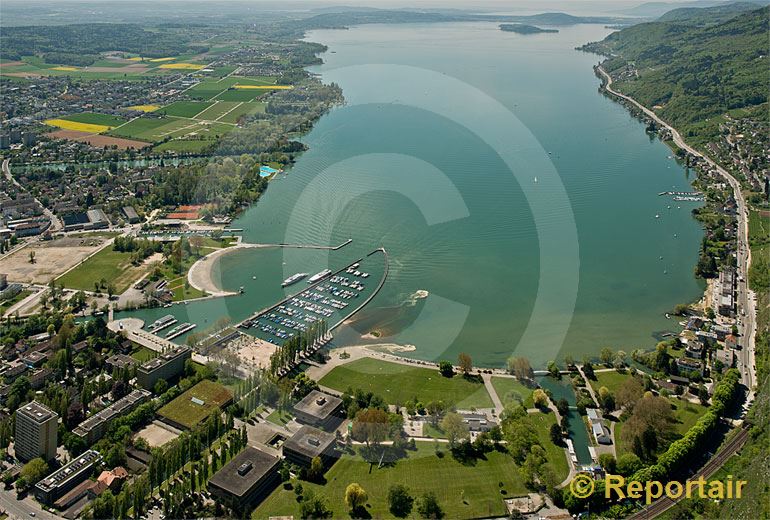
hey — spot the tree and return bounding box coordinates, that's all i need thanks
[20,458,48,485]
[533,389,549,409]
[507,356,534,382]
[300,490,332,519]
[307,456,324,482]
[440,412,469,447]
[598,453,617,473]
[549,423,563,445]
[425,400,446,427]
[598,386,615,412]
[616,453,643,476]
[556,398,569,416]
[600,347,614,366]
[457,353,472,376]
[345,483,368,513]
[616,376,644,411]
[28,250,35,264]
[417,492,443,519]
[547,360,560,378]
[582,361,595,380]
[388,484,414,518]
[438,361,453,378]
[153,378,168,395]
[351,408,390,447]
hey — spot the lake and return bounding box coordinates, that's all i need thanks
[124,22,704,368]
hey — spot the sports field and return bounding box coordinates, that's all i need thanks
[157,380,233,429]
[319,357,494,409]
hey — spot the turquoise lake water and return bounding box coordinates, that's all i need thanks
[124,22,704,369]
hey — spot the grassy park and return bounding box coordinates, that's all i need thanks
[319,358,493,409]
[158,380,232,429]
[588,370,632,396]
[615,398,708,456]
[253,441,528,519]
[490,376,534,408]
[56,245,150,293]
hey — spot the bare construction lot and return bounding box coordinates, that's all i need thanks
[0,236,109,284]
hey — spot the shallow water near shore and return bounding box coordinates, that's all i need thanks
[125,22,704,368]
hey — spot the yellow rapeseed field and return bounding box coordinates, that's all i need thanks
[127,57,143,61]
[44,119,111,134]
[51,66,78,71]
[233,85,293,90]
[159,63,205,70]
[126,105,161,112]
[149,57,176,63]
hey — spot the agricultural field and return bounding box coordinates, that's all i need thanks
[254,441,529,519]
[156,101,213,118]
[157,380,233,429]
[319,357,494,409]
[217,101,266,123]
[126,104,160,112]
[187,76,279,101]
[57,112,127,127]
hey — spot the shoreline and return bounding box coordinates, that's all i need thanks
[186,238,356,297]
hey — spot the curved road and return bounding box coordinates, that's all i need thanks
[597,66,757,396]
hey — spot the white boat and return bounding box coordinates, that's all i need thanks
[308,269,332,284]
[281,273,308,287]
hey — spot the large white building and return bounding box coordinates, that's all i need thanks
[15,401,58,462]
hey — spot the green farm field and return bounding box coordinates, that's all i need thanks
[59,112,127,127]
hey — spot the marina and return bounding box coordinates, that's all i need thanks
[238,249,388,347]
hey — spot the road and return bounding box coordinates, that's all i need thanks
[0,486,60,520]
[1,158,62,232]
[598,66,757,396]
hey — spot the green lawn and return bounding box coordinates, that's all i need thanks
[490,377,534,408]
[253,441,528,519]
[131,346,156,363]
[157,101,213,118]
[56,246,150,293]
[524,411,570,482]
[266,409,293,426]
[320,358,493,409]
[158,380,232,429]
[0,289,31,313]
[152,140,215,153]
[214,89,265,102]
[60,112,127,126]
[589,370,632,396]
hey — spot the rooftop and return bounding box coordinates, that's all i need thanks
[208,446,280,498]
[17,400,57,423]
[293,390,342,420]
[139,345,190,372]
[283,425,336,460]
[36,450,101,492]
[73,389,151,436]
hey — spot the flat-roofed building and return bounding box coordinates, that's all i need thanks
[292,390,343,429]
[208,446,280,511]
[34,450,101,505]
[137,345,191,391]
[15,401,58,462]
[282,425,337,468]
[73,389,151,444]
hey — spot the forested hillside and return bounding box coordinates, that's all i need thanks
[580,6,768,134]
